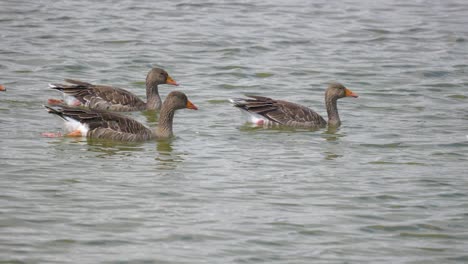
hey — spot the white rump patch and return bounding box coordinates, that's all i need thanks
[63,118,89,136]
[64,95,81,106]
[238,109,272,126]
[230,98,274,127]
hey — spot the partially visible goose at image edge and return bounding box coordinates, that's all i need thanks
[42,91,198,142]
[0,84,6,91]
[47,67,179,111]
[230,82,358,129]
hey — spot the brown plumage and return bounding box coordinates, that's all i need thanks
[230,82,358,129]
[44,91,198,142]
[49,68,179,111]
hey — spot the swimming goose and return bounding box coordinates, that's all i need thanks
[43,91,197,141]
[230,82,358,128]
[48,68,178,111]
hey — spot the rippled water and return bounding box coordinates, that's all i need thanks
[1,0,468,263]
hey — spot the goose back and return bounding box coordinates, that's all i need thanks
[45,105,153,141]
[50,79,146,111]
[231,95,327,128]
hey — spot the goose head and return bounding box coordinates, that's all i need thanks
[325,82,358,100]
[165,91,198,111]
[146,68,179,88]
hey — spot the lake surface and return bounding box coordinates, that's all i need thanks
[1,0,468,263]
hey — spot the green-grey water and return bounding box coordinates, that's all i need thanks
[1,1,468,263]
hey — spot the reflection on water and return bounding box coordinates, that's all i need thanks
[85,138,145,157]
[322,128,346,160]
[45,131,185,168]
[141,110,159,124]
[46,136,87,146]
[156,139,173,153]
[324,151,343,160]
[238,123,321,133]
[322,127,345,142]
[154,139,184,170]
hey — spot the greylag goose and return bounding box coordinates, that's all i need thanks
[230,82,358,128]
[0,84,5,91]
[43,91,197,141]
[48,68,178,111]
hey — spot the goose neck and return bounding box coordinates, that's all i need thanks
[146,85,161,110]
[325,95,341,127]
[155,104,175,138]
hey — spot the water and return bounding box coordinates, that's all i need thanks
[1,0,468,263]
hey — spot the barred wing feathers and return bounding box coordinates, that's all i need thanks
[231,95,327,129]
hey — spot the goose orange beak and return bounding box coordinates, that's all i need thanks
[166,75,179,86]
[345,88,358,98]
[186,100,198,110]
[0,84,5,91]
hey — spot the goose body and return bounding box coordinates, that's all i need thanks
[48,68,178,112]
[230,83,358,129]
[44,91,198,142]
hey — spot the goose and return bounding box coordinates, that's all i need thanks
[48,68,178,111]
[230,82,358,128]
[0,84,5,91]
[43,91,197,141]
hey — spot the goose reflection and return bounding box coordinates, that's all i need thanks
[321,128,345,160]
[85,138,145,157]
[154,139,184,170]
[141,109,159,124]
[322,127,346,142]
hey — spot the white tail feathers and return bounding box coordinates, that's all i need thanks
[229,98,246,106]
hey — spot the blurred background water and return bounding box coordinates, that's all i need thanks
[1,0,467,263]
